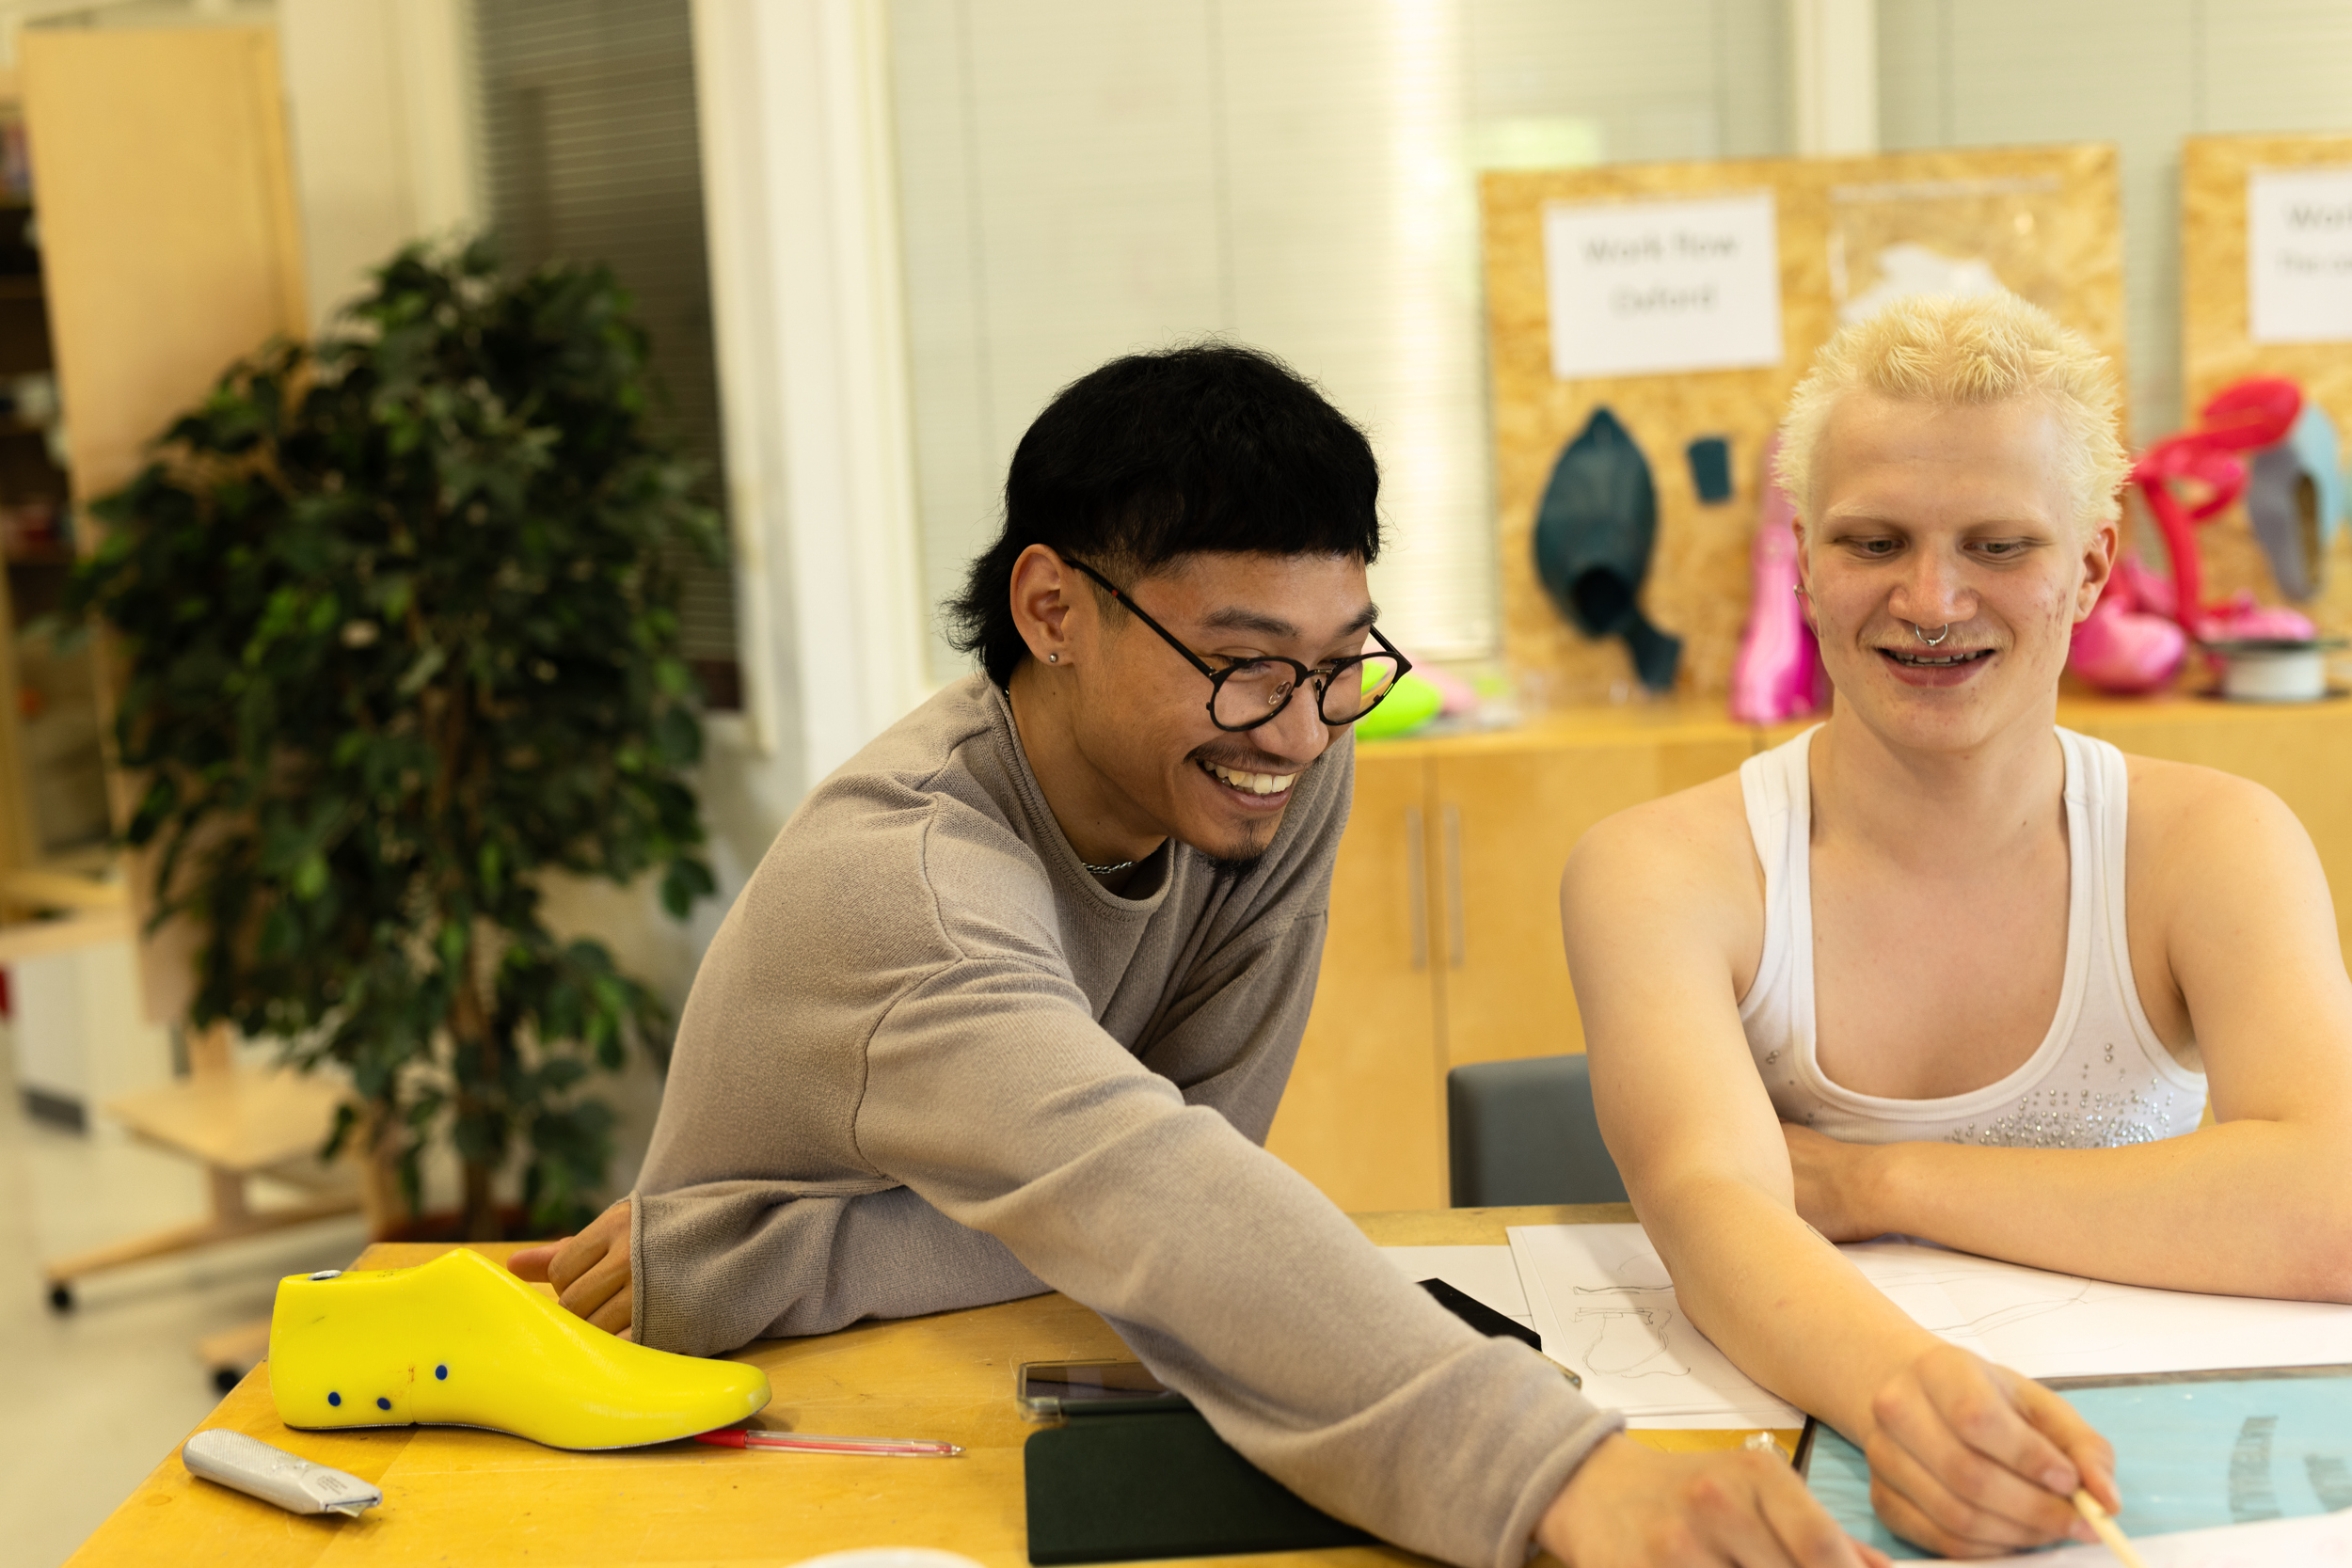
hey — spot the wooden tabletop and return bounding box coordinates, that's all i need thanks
[64,1203,1780,1568]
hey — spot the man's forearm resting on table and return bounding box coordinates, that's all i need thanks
[1644,1166,1945,1437]
[628,1182,1048,1356]
[1820,1121,2352,1304]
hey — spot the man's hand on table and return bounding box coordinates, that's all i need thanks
[1779,1124,2122,1555]
[1537,1433,1891,1568]
[1780,1124,1890,1243]
[1855,1342,2116,1559]
[509,1198,635,1338]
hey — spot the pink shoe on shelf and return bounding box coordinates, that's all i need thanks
[2070,587,2186,694]
[2200,591,2314,643]
[1730,435,1828,724]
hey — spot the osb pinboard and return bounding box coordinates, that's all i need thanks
[1484,145,2124,711]
[2181,135,2352,648]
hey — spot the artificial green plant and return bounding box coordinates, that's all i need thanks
[68,240,721,1238]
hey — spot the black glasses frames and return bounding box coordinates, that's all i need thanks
[1058,556,1411,733]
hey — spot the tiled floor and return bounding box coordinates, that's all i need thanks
[0,1047,370,1568]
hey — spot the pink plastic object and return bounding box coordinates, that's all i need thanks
[1730,436,1828,723]
[2130,378,2303,641]
[2203,594,2313,641]
[2066,557,2313,695]
[2069,581,2186,694]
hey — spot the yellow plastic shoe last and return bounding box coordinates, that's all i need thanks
[269,1247,769,1449]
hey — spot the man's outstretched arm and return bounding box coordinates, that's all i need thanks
[522,915,1888,1568]
[1785,763,2352,1303]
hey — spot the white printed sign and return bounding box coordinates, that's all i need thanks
[2248,166,2352,343]
[1542,192,1784,380]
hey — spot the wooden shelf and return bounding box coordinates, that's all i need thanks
[106,1065,347,1176]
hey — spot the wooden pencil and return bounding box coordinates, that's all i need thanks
[2071,1488,2150,1568]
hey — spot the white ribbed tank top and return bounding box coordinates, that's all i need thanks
[1737,725,2205,1148]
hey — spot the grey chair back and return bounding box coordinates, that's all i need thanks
[1446,1053,1629,1207]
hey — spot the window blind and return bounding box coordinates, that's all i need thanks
[474,0,741,707]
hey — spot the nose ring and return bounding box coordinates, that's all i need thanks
[1912,623,1951,646]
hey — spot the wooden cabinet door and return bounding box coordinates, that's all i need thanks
[1430,716,1756,1069]
[1264,746,1447,1211]
[20,26,308,1019]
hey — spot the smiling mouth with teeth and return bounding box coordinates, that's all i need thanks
[1882,648,1992,667]
[1200,758,1298,797]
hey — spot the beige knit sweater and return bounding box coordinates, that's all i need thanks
[629,676,1619,1567]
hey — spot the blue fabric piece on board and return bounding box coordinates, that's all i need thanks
[1687,436,1733,503]
[1533,406,1682,691]
[1805,1370,2352,1559]
[2248,400,2344,601]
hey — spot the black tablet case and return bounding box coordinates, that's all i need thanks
[1024,1279,1528,1564]
[1024,1400,1373,1564]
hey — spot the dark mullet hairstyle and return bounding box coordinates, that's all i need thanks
[945,342,1382,687]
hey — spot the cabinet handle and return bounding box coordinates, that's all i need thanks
[1442,802,1465,969]
[1405,804,1428,970]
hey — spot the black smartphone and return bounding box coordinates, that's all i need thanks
[1419,1277,1544,1352]
[1016,1281,1547,1423]
[1015,1359,1184,1420]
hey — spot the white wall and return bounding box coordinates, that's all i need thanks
[277,0,478,332]
[1880,0,2352,441]
[693,0,928,788]
[889,0,1791,677]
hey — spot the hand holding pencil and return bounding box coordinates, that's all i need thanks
[2072,1489,2149,1568]
[1857,1343,2120,1559]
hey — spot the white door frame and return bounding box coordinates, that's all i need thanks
[692,0,930,786]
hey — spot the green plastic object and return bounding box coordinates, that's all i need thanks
[1355,671,1443,740]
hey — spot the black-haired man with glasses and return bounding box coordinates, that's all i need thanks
[512,346,1881,1568]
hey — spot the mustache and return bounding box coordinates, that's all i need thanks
[1191,744,1311,773]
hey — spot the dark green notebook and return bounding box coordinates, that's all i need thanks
[1024,1401,1373,1565]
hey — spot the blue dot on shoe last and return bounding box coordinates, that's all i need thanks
[436,1365,448,1380]
[327,1392,341,1407]
[376,1397,391,1411]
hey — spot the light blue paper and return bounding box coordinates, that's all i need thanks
[1804,1370,2352,1559]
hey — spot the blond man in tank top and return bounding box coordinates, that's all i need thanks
[1562,293,2352,1560]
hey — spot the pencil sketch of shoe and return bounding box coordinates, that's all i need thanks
[1865,1262,2095,1338]
[1569,1286,1694,1377]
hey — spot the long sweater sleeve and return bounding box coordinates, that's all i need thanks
[624,678,1622,1568]
[854,936,1619,1568]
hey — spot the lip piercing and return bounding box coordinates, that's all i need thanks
[1912,623,1951,646]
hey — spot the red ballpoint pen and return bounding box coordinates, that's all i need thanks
[693,1427,963,1458]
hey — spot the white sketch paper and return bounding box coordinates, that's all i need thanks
[1377,1244,1534,1328]
[1506,1224,1804,1429]
[1844,1238,2352,1379]
[1507,1225,2352,1430]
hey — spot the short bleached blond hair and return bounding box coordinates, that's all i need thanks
[1775,293,2129,533]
